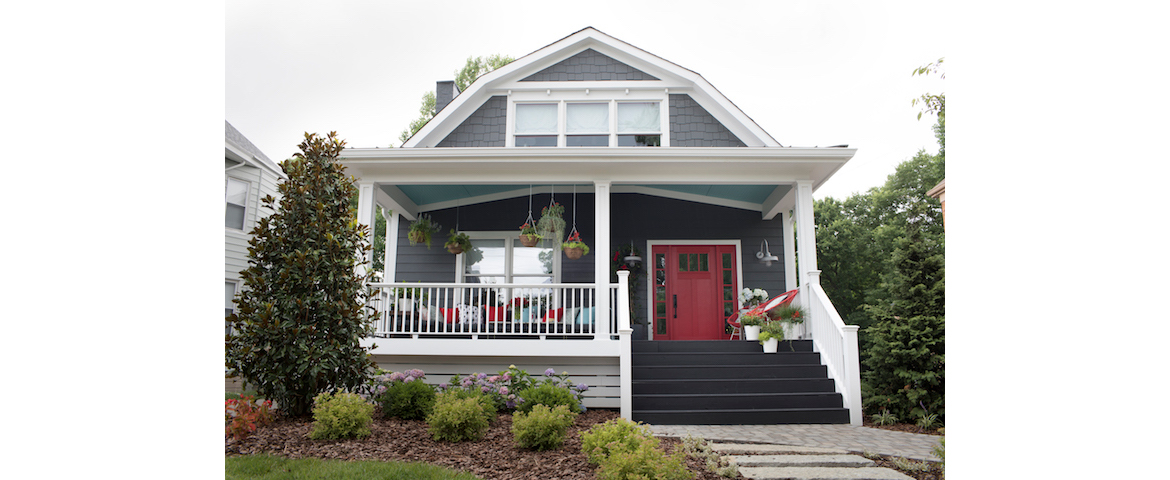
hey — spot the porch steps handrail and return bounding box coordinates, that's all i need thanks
[799,271,863,426]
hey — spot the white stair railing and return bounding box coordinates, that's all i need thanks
[797,271,863,426]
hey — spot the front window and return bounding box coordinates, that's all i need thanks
[462,235,556,285]
[226,177,248,229]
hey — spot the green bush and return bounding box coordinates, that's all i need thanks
[595,435,692,480]
[512,404,577,451]
[380,379,436,420]
[427,395,491,442]
[309,392,374,440]
[580,418,655,464]
[436,389,496,425]
[516,382,582,414]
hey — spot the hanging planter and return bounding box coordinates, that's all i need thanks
[445,229,472,255]
[562,231,590,260]
[537,201,565,248]
[519,222,541,247]
[408,214,440,248]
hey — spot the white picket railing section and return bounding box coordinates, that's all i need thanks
[797,271,863,426]
[367,282,620,340]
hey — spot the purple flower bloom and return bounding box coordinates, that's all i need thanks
[481,386,491,393]
[499,387,509,395]
[488,376,499,382]
[577,383,589,392]
[439,383,448,390]
[544,368,556,376]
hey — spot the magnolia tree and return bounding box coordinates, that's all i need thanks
[226,131,376,417]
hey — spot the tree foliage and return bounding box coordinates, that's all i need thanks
[396,54,515,146]
[227,131,376,417]
[911,57,945,122]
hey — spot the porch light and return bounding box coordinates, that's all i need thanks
[757,239,779,266]
[624,254,642,267]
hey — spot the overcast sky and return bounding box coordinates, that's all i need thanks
[227,0,946,201]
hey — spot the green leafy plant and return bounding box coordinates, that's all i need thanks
[225,395,274,442]
[561,230,590,258]
[581,418,655,464]
[594,435,692,480]
[435,389,496,425]
[380,378,436,421]
[871,409,898,426]
[519,222,541,238]
[516,382,582,414]
[757,320,787,344]
[738,313,764,327]
[681,435,738,478]
[916,412,940,431]
[537,202,566,248]
[892,457,933,473]
[933,428,945,467]
[308,391,374,440]
[225,131,376,417]
[768,303,807,324]
[408,214,441,248]
[444,229,472,254]
[512,404,578,451]
[426,395,491,442]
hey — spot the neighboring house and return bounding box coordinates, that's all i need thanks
[342,27,862,424]
[225,121,286,336]
[927,179,945,228]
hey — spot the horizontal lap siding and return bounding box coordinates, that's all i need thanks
[372,355,620,409]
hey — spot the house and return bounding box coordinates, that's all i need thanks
[927,179,945,227]
[225,121,286,336]
[341,27,863,424]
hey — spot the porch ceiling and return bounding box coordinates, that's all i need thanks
[393,183,786,210]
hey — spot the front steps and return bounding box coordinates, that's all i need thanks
[631,340,849,425]
[712,444,914,480]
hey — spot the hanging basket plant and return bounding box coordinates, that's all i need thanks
[537,201,565,249]
[519,221,541,247]
[408,214,440,248]
[562,231,590,260]
[444,229,472,255]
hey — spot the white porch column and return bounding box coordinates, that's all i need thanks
[782,209,797,291]
[356,182,377,274]
[594,180,612,341]
[617,270,632,419]
[793,180,818,311]
[383,207,399,282]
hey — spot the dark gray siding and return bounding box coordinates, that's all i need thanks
[668,94,746,147]
[436,96,508,147]
[395,194,788,324]
[520,49,659,82]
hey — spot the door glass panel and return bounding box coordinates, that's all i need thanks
[656,303,665,316]
[724,286,733,301]
[723,270,732,284]
[699,254,708,271]
[657,319,666,335]
[655,286,665,301]
[689,254,698,271]
[678,254,688,272]
[656,253,666,269]
[723,253,732,269]
[656,270,665,285]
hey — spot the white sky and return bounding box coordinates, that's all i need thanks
[227,0,946,200]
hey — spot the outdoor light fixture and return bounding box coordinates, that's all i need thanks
[756,239,779,266]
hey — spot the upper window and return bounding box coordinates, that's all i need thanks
[515,103,558,147]
[513,100,662,147]
[566,103,608,147]
[226,177,249,230]
[617,102,661,147]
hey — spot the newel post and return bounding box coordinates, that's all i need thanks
[617,270,632,419]
[842,324,863,426]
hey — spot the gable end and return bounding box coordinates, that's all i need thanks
[436,96,508,147]
[669,94,747,147]
[520,48,659,82]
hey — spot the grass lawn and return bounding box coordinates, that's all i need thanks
[226,454,483,480]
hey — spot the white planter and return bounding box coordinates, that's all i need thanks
[744,325,761,341]
[762,338,778,353]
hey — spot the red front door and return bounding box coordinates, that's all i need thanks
[651,245,738,340]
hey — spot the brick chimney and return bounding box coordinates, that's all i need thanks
[434,80,460,115]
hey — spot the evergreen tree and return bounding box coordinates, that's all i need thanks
[226,132,376,417]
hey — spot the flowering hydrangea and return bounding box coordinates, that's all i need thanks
[739,288,769,308]
[357,368,428,401]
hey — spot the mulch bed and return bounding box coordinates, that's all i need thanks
[861,418,943,436]
[226,408,732,480]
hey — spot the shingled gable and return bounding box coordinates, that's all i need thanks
[401,27,780,149]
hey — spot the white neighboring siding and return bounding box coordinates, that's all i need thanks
[225,164,282,284]
[372,354,621,409]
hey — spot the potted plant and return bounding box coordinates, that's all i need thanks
[739,311,765,341]
[519,222,541,247]
[444,229,472,255]
[739,287,769,310]
[408,214,440,248]
[758,320,786,353]
[562,231,590,260]
[769,303,807,340]
[537,202,565,248]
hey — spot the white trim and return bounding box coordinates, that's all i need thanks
[783,210,797,291]
[360,338,622,357]
[413,184,763,214]
[644,240,743,341]
[382,206,398,282]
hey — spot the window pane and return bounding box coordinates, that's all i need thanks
[566,135,608,146]
[656,253,665,269]
[724,286,733,301]
[723,270,732,285]
[656,303,665,316]
[617,134,661,147]
[678,254,688,272]
[513,239,554,275]
[617,102,660,133]
[463,275,506,284]
[226,204,245,229]
[567,103,608,132]
[699,254,708,271]
[465,239,506,275]
[515,104,558,133]
[226,179,248,205]
[516,135,557,147]
[657,319,666,335]
[656,286,665,301]
[723,253,732,268]
[689,254,698,271]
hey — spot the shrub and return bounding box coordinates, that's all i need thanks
[225,395,274,441]
[916,412,940,431]
[445,370,523,411]
[595,435,692,480]
[427,395,491,442]
[225,132,376,417]
[871,409,898,426]
[512,404,577,451]
[580,418,655,464]
[309,392,374,440]
[516,382,582,414]
[436,389,496,425]
[379,378,436,421]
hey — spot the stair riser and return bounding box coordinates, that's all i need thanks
[633,340,812,353]
[632,379,838,395]
[634,394,843,410]
[634,365,828,380]
[633,409,849,425]
[633,352,822,366]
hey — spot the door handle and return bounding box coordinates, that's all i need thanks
[673,295,677,318]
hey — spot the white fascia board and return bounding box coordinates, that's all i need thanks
[360,338,622,357]
[225,141,286,179]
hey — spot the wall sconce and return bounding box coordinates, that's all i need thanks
[756,239,779,266]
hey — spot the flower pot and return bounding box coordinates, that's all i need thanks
[446,245,464,255]
[564,246,584,260]
[408,231,426,244]
[762,338,778,353]
[744,325,761,341]
[519,234,539,247]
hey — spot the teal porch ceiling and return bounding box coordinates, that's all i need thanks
[389,184,786,208]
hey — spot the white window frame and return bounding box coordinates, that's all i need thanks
[225,280,238,336]
[455,231,562,285]
[226,177,249,231]
[507,90,669,147]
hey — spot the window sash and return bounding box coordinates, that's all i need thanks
[566,103,608,133]
[617,102,661,133]
[226,178,248,229]
[515,104,558,134]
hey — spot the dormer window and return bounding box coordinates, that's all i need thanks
[512,98,664,147]
[616,102,661,147]
[566,103,609,146]
[515,103,558,146]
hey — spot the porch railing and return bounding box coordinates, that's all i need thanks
[366,282,620,339]
[797,271,863,426]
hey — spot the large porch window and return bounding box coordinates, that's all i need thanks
[459,233,559,285]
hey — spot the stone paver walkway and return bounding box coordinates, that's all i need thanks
[648,424,942,462]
